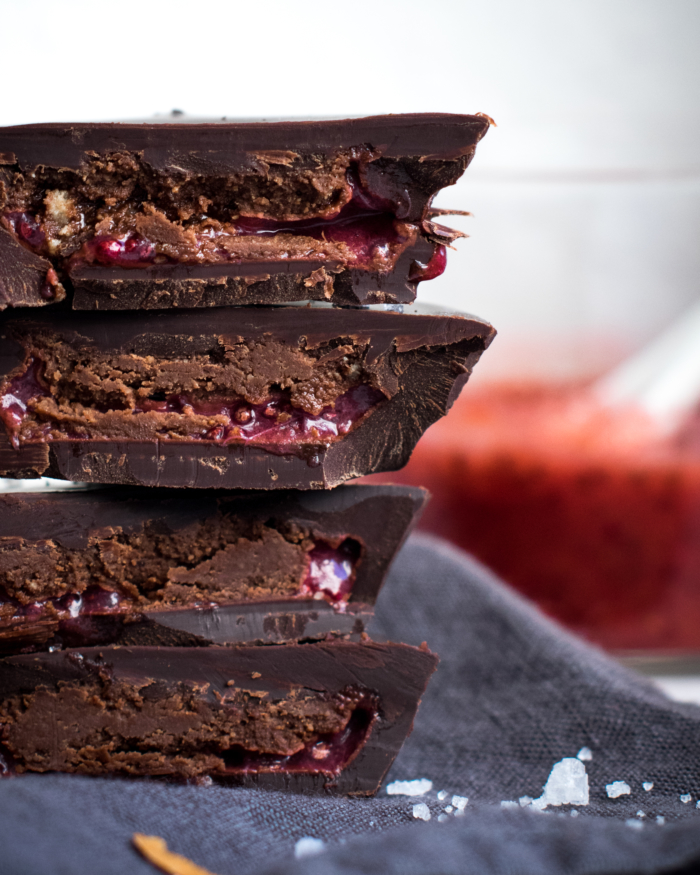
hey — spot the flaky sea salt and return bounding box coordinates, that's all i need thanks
[625,819,644,830]
[530,758,590,810]
[437,814,448,823]
[576,747,592,761]
[636,810,645,818]
[387,779,433,796]
[444,805,454,814]
[452,795,468,810]
[680,793,692,804]
[437,790,448,801]
[570,810,579,817]
[643,782,654,792]
[656,816,666,825]
[294,838,325,859]
[500,801,518,809]
[519,796,533,807]
[412,803,431,822]
[606,781,631,799]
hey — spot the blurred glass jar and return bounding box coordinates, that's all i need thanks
[370,382,700,652]
[374,170,700,654]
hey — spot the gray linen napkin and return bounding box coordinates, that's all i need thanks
[1,534,700,875]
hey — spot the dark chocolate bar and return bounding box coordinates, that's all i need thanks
[0,640,438,795]
[0,484,425,654]
[0,113,491,310]
[0,303,494,489]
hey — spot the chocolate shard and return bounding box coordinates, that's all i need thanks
[0,227,65,308]
[0,303,495,489]
[0,641,438,795]
[0,484,426,654]
[0,114,491,309]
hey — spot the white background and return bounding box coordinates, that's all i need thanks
[2,0,699,379]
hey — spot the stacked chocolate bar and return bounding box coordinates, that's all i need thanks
[0,114,494,794]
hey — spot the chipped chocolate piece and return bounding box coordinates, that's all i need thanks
[0,113,491,309]
[0,640,438,795]
[0,226,65,308]
[0,484,426,654]
[0,303,495,489]
[133,834,217,875]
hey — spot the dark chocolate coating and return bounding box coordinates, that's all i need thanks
[0,304,495,489]
[0,229,63,308]
[0,484,426,653]
[0,113,490,174]
[0,641,438,795]
[0,113,490,309]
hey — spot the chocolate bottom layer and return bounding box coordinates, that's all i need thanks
[0,641,437,795]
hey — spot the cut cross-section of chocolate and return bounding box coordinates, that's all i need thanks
[0,484,426,654]
[0,113,491,309]
[0,641,438,795]
[0,303,495,488]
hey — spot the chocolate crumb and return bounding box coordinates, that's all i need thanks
[133,833,218,875]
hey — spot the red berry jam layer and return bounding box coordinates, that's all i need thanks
[0,537,360,631]
[69,201,420,275]
[0,356,386,454]
[0,161,451,281]
[223,693,376,776]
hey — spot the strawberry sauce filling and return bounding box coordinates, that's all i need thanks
[0,538,361,631]
[0,359,46,449]
[0,358,386,452]
[75,202,413,271]
[222,695,376,776]
[1,168,446,281]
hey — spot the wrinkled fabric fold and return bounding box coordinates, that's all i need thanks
[1,534,699,875]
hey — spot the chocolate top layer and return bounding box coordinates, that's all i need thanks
[0,114,492,173]
[0,640,437,704]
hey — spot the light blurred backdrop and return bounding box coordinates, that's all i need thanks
[2,0,699,381]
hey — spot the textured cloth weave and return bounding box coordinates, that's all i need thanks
[2,534,700,875]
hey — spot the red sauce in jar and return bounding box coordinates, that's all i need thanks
[369,382,700,653]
